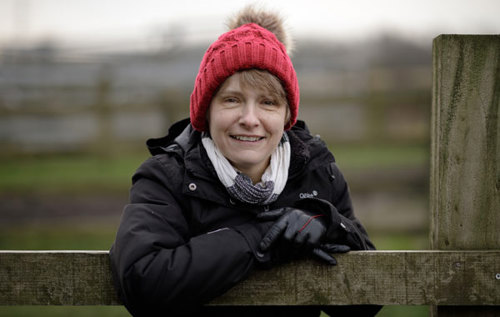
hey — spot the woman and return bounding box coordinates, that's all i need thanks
[110,7,380,317]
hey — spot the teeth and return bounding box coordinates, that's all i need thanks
[233,136,261,142]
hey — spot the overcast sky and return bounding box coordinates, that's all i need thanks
[1,0,499,51]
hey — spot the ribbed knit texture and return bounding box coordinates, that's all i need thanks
[190,23,299,131]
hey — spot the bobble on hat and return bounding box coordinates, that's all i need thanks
[190,23,299,131]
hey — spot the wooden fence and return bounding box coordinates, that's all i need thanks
[0,250,499,307]
[1,35,499,316]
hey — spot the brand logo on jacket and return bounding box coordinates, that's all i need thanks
[299,190,318,199]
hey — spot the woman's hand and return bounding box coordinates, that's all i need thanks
[257,207,350,265]
[258,207,326,249]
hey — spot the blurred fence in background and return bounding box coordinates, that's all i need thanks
[0,35,431,153]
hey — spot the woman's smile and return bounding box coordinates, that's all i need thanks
[230,135,265,142]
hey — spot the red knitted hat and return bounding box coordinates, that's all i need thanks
[190,23,299,131]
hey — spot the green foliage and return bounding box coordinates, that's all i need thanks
[0,153,147,194]
[370,231,429,250]
[0,223,117,250]
[0,144,426,194]
[332,143,428,170]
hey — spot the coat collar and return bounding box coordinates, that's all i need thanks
[145,118,332,204]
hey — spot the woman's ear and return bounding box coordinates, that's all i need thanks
[284,105,291,126]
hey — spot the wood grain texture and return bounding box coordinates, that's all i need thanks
[431,35,500,250]
[0,251,118,305]
[1,250,499,306]
[431,35,500,316]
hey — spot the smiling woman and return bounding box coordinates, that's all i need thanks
[207,71,289,184]
[109,5,380,317]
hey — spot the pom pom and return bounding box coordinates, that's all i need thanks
[226,5,294,55]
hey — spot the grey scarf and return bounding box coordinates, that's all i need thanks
[201,132,290,205]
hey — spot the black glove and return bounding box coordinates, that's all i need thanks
[257,207,350,265]
[312,243,351,265]
[258,207,327,249]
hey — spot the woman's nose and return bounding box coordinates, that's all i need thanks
[238,103,260,127]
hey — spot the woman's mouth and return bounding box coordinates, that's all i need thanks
[231,135,264,142]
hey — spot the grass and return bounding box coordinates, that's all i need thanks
[331,142,429,170]
[0,143,427,194]
[0,153,148,194]
[0,223,429,251]
[0,223,118,250]
[369,231,429,250]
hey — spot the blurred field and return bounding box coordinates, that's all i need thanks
[0,143,427,193]
[0,153,147,194]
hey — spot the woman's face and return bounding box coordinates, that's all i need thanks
[208,72,288,181]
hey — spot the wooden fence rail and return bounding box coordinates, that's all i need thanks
[1,250,499,306]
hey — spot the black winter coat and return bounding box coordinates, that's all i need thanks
[110,118,380,317]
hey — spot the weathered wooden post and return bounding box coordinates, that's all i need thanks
[430,35,500,316]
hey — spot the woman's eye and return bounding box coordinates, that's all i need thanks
[262,99,276,106]
[224,97,238,103]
